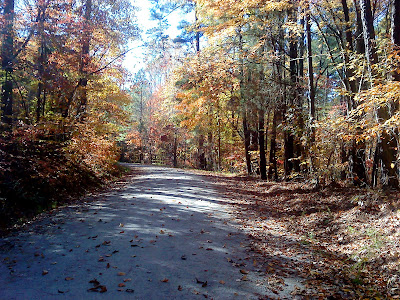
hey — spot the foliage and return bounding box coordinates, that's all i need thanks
[126,0,400,190]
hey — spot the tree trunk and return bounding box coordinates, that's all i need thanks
[268,109,278,181]
[36,5,47,122]
[258,108,267,180]
[371,0,400,188]
[306,9,317,179]
[306,13,315,126]
[392,0,400,81]
[243,112,252,175]
[360,0,378,81]
[207,131,214,170]
[77,0,92,120]
[1,0,14,128]
[198,134,206,169]
[238,28,251,175]
[173,134,178,167]
[195,5,200,53]
[284,6,298,177]
[353,0,366,55]
[342,0,358,111]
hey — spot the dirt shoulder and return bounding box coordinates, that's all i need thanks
[195,171,400,298]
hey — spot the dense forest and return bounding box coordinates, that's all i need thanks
[125,0,400,189]
[0,0,137,220]
[1,0,400,221]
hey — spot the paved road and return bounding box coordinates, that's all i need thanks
[0,165,276,299]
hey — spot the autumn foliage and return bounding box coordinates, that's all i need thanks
[0,0,136,223]
[127,0,400,189]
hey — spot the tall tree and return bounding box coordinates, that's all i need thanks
[77,0,92,120]
[1,0,15,128]
[360,0,378,82]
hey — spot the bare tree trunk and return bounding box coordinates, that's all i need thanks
[268,109,278,181]
[173,134,178,167]
[360,0,378,81]
[77,0,92,120]
[258,108,267,180]
[238,28,252,175]
[284,6,298,177]
[342,0,358,111]
[243,112,252,175]
[306,8,317,181]
[353,0,366,55]
[1,0,14,128]
[392,0,400,81]
[198,134,206,169]
[36,4,47,122]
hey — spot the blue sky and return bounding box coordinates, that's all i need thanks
[123,0,187,74]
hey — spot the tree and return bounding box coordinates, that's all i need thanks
[1,0,15,128]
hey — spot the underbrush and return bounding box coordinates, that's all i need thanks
[0,124,124,230]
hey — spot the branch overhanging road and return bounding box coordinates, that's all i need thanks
[0,165,303,299]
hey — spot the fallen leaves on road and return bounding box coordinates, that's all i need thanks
[88,279,107,293]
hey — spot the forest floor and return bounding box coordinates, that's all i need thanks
[194,170,400,299]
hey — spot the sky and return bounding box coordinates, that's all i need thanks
[123,0,187,74]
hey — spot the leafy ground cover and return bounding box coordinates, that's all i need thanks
[196,171,400,299]
[0,128,131,233]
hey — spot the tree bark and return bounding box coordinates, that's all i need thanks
[198,134,206,169]
[360,0,378,80]
[306,9,317,180]
[1,0,14,128]
[77,0,92,120]
[353,0,366,55]
[342,0,358,111]
[392,0,400,81]
[284,6,298,177]
[258,108,267,180]
[268,109,278,181]
[36,4,47,122]
[173,134,178,167]
[243,112,252,175]
[238,28,252,175]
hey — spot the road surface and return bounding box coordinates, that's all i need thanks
[0,165,296,299]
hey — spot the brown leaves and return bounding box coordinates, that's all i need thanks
[195,278,208,287]
[88,279,107,293]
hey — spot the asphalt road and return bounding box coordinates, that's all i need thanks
[0,165,277,299]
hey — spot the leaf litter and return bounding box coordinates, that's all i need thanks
[197,171,400,298]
